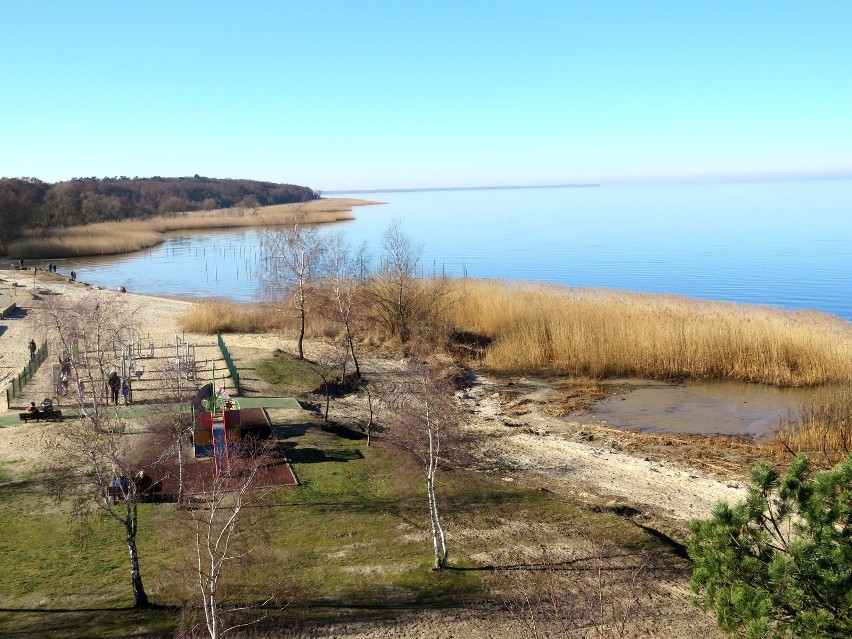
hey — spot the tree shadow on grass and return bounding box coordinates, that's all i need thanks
[274,422,312,438]
[0,604,176,639]
[282,444,364,464]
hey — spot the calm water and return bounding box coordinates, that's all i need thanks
[50,179,852,320]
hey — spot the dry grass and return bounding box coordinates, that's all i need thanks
[451,280,852,387]
[181,278,852,389]
[178,300,287,334]
[8,198,374,258]
[775,386,852,466]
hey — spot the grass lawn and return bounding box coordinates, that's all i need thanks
[0,411,682,637]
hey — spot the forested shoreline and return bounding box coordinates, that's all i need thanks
[0,175,318,251]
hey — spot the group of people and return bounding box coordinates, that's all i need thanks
[112,471,154,498]
[45,262,58,273]
[26,398,55,414]
[107,370,131,405]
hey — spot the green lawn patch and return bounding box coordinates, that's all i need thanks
[257,353,341,396]
[0,411,687,636]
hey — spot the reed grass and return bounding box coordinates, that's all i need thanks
[452,280,852,386]
[179,300,285,334]
[181,278,852,388]
[775,386,852,466]
[8,198,372,259]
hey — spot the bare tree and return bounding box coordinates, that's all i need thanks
[387,356,462,570]
[41,291,135,422]
[366,218,452,343]
[308,339,349,423]
[258,209,327,359]
[185,442,276,639]
[146,359,200,503]
[323,231,369,379]
[40,291,154,608]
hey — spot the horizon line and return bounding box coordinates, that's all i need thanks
[323,183,601,195]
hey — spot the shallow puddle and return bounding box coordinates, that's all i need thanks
[576,379,819,442]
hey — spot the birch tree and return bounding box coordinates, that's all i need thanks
[366,218,453,343]
[186,442,276,639]
[324,231,369,379]
[40,291,153,608]
[388,357,462,570]
[147,358,200,503]
[258,209,327,360]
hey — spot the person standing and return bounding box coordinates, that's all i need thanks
[108,371,121,405]
[28,339,36,361]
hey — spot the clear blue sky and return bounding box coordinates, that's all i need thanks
[1,1,851,190]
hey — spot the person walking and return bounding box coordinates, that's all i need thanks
[28,339,36,362]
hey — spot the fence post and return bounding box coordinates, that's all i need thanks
[4,341,49,405]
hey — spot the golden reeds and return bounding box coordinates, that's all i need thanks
[179,301,286,334]
[451,280,852,387]
[8,199,372,259]
[775,386,852,465]
[181,278,852,388]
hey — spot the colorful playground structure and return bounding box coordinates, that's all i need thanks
[191,384,273,476]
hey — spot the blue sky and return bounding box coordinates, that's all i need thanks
[1,1,851,190]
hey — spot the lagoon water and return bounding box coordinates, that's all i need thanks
[54,179,852,320]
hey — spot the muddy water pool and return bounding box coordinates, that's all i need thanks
[576,379,820,442]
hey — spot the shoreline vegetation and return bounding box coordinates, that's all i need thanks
[178,279,852,464]
[179,278,852,463]
[5,198,378,259]
[181,279,852,388]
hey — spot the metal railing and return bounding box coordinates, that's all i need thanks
[6,342,49,407]
[216,331,240,395]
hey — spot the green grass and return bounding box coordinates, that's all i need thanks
[0,412,682,637]
[257,354,330,395]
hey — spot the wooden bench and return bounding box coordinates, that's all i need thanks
[19,409,63,423]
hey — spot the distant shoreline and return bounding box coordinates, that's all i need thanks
[324,183,600,195]
[4,198,376,260]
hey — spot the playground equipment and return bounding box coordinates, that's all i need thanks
[192,408,240,476]
[192,403,273,475]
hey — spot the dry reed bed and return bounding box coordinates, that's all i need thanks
[454,281,852,386]
[8,198,373,258]
[180,279,852,388]
[776,386,852,465]
[181,280,852,460]
[178,300,283,334]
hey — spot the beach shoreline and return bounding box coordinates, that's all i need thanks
[3,197,380,261]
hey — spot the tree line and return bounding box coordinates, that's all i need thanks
[0,175,318,252]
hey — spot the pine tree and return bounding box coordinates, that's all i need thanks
[688,454,852,638]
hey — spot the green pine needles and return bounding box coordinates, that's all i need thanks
[688,454,852,638]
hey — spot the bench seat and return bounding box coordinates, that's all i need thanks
[19,410,63,422]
